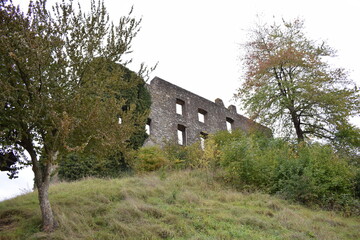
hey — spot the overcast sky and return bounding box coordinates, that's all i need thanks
[1,0,359,201]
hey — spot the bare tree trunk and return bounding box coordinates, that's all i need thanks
[30,147,58,232]
[290,109,304,142]
[37,176,57,232]
[22,134,58,232]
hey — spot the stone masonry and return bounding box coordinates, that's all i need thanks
[144,77,270,146]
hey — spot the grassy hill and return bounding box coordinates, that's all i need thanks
[0,170,359,240]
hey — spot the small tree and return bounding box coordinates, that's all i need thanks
[0,0,150,231]
[236,18,360,143]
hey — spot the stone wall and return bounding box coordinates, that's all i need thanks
[144,77,270,146]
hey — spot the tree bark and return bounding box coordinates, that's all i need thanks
[26,139,58,232]
[289,109,304,142]
[37,176,57,232]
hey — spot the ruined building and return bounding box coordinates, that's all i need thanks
[144,77,269,146]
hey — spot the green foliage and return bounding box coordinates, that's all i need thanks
[57,63,151,181]
[188,140,216,169]
[58,153,129,181]
[334,123,360,166]
[58,154,96,181]
[161,140,215,170]
[132,146,168,172]
[200,130,249,168]
[199,136,222,169]
[237,17,360,143]
[272,144,355,207]
[209,130,359,211]
[354,170,360,199]
[110,63,152,150]
[161,142,198,169]
[210,129,247,147]
[219,133,288,190]
[162,142,190,168]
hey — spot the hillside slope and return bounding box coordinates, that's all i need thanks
[0,170,359,240]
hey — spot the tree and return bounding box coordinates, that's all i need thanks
[0,0,151,232]
[236,18,360,143]
[58,62,152,181]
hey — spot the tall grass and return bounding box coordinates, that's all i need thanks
[1,170,359,240]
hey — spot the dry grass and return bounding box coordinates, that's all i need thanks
[0,170,359,240]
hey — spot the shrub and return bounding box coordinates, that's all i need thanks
[211,129,246,147]
[161,141,204,169]
[58,152,127,181]
[133,146,168,172]
[161,138,221,170]
[219,132,283,190]
[354,170,360,199]
[162,142,190,169]
[199,137,221,169]
[182,142,206,169]
[215,130,358,212]
[272,143,355,207]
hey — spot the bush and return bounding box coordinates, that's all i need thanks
[211,129,247,147]
[199,137,221,169]
[58,152,128,181]
[219,133,287,190]
[354,170,360,199]
[272,143,356,207]
[181,142,206,169]
[160,141,205,169]
[133,146,168,172]
[162,142,191,169]
[214,130,358,212]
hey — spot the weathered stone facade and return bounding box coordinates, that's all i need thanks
[144,77,269,146]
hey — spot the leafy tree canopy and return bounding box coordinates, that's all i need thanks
[58,60,152,181]
[236,18,360,146]
[0,0,151,231]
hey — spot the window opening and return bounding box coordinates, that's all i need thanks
[177,124,186,145]
[200,132,208,150]
[146,118,151,135]
[198,109,207,123]
[226,117,234,133]
[176,99,185,115]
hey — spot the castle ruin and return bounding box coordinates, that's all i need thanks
[144,77,269,146]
